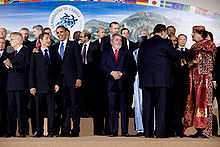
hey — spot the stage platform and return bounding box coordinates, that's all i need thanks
[0,136,220,147]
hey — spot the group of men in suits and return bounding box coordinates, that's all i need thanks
[1,22,216,139]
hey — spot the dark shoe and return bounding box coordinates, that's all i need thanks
[121,132,129,137]
[47,133,54,137]
[4,133,16,138]
[59,132,70,137]
[70,132,79,137]
[110,133,118,137]
[196,134,208,138]
[17,134,26,138]
[33,132,44,138]
[136,132,144,136]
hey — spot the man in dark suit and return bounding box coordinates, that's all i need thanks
[29,24,44,135]
[4,32,30,137]
[93,27,110,135]
[44,27,56,46]
[100,34,132,137]
[53,26,83,137]
[79,31,100,118]
[30,25,44,51]
[100,22,128,52]
[29,32,60,137]
[0,37,9,137]
[0,28,11,53]
[168,34,189,137]
[20,28,31,49]
[93,27,106,47]
[138,24,181,138]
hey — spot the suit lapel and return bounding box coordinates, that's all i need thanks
[110,48,116,64]
[116,48,123,65]
[63,40,70,61]
[38,49,47,65]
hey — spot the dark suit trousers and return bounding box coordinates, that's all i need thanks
[142,87,168,138]
[0,90,7,135]
[34,94,54,134]
[7,91,28,135]
[61,86,80,134]
[107,89,127,134]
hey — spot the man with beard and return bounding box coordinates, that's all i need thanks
[100,34,132,137]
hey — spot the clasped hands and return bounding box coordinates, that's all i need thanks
[3,58,13,68]
[110,71,123,80]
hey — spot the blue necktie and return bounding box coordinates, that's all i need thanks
[60,42,64,60]
[44,49,50,65]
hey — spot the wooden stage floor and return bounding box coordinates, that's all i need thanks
[0,136,220,147]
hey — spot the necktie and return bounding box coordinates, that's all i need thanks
[115,49,118,62]
[44,49,50,65]
[36,40,40,49]
[60,42,64,60]
[82,44,87,64]
[14,50,17,56]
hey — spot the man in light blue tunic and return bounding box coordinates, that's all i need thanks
[133,34,147,136]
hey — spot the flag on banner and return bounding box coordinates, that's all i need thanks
[101,0,114,2]
[20,0,43,2]
[189,6,196,14]
[148,0,160,7]
[113,0,125,3]
[171,2,184,11]
[43,0,55,2]
[136,0,148,5]
[212,13,219,20]
[160,0,172,8]
[90,0,102,1]
[0,0,4,4]
[125,0,136,4]
[183,5,190,12]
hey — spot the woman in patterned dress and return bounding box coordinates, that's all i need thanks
[183,26,217,138]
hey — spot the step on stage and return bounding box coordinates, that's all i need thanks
[0,118,220,147]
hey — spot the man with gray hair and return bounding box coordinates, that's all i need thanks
[100,34,132,137]
[30,25,44,50]
[4,32,30,137]
[20,28,31,48]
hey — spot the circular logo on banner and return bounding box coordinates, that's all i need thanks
[49,5,84,39]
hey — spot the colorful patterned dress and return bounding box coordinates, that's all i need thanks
[183,39,217,138]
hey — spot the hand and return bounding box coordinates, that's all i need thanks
[75,79,82,88]
[54,85,59,93]
[4,58,12,68]
[180,59,187,67]
[32,48,39,53]
[110,71,121,80]
[213,81,217,89]
[188,60,198,68]
[30,88,36,96]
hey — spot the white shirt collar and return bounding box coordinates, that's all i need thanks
[15,45,23,53]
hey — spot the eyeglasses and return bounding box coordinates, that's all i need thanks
[10,38,18,41]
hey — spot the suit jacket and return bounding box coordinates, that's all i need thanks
[29,46,60,94]
[138,35,180,89]
[7,46,30,91]
[100,35,128,52]
[30,39,38,51]
[53,40,83,87]
[100,46,131,91]
[23,40,32,49]
[127,40,138,52]
[0,50,9,90]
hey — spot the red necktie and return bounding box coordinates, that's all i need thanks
[115,49,118,62]
[36,40,40,49]
[14,50,17,56]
